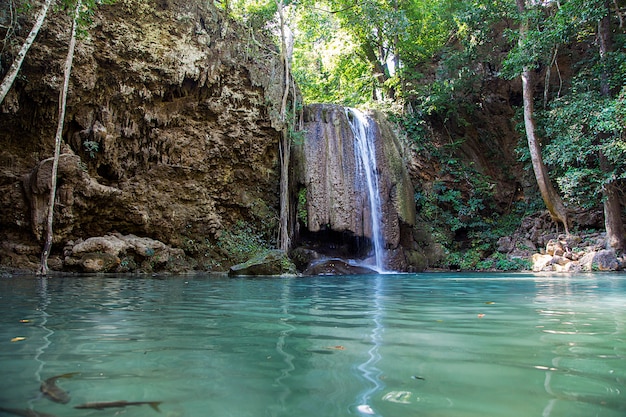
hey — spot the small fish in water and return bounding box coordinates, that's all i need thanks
[0,407,57,417]
[324,345,345,350]
[74,400,162,412]
[40,372,79,404]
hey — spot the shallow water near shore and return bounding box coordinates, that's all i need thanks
[1,272,625,417]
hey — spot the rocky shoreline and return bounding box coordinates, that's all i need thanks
[2,232,623,276]
[530,234,624,272]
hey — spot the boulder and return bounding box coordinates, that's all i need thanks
[578,249,620,271]
[289,247,321,271]
[65,233,188,273]
[80,253,121,273]
[229,250,296,276]
[546,239,565,256]
[593,249,619,271]
[532,253,553,272]
[497,236,514,253]
[303,259,377,276]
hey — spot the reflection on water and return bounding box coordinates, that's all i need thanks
[0,272,625,417]
[355,275,385,416]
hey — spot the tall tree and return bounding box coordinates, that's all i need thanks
[597,0,625,252]
[0,0,54,105]
[515,0,570,234]
[275,0,297,252]
[39,0,82,275]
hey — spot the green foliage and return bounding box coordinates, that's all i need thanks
[83,140,99,158]
[55,0,117,37]
[475,252,531,271]
[535,28,626,211]
[291,5,372,105]
[290,0,462,106]
[216,220,274,264]
[436,202,533,271]
[396,108,531,270]
[502,0,610,78]
[229,0,278,30]
[296,187,307,225]
[403,1,510,121]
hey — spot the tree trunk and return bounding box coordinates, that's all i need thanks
[38,0,81,275]
[275,0,293,252]
[0,0,54,105]
[516,0,570,234]
[361,40,394,101]
[598,0,625,252]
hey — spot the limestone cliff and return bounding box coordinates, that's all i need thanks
[0,0,289,271]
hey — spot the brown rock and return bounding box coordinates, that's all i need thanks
[80,252,121,273]
[0,0,289,271]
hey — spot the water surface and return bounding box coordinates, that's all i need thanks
[0,272,625,417]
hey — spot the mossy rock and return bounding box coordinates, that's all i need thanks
[228,250,297,276]
[405,250,428,272]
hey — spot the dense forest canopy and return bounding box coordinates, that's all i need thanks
[224,0,625,196]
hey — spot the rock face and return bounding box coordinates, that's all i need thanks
[0,0,289,271]
[291,104,420,271]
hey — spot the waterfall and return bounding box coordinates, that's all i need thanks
[345,108,385,272]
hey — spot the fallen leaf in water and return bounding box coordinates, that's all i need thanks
[11,337,26,342]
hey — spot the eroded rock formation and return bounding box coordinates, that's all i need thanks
[0,0,289,271]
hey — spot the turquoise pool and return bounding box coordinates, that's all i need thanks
[0,272,624,416]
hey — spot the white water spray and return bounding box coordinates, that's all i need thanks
[345,108,385,272]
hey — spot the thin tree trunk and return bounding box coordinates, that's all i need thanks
[38,0,81,275]
[0,0,54,105]
[598,0,625,252]
[275,0,293,252]
[516,0,570,234]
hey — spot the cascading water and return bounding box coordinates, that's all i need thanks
[345,108,385,272]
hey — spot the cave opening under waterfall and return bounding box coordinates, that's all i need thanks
[296,228,374,260]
